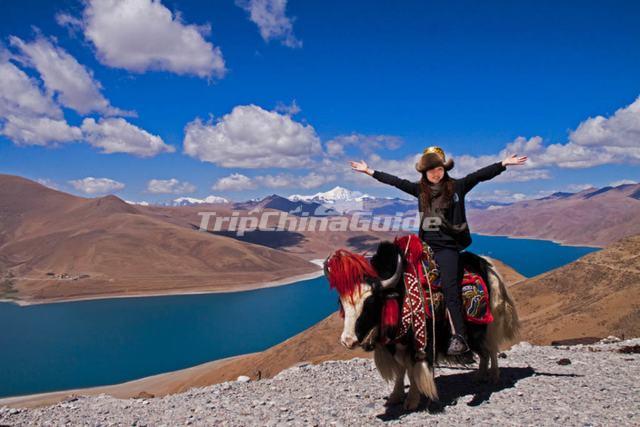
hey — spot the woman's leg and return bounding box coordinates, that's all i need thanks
[432,247,468,344]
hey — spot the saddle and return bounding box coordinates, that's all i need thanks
[389,234,493,356]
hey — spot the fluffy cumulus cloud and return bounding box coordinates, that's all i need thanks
[255,171,333,189]
[212,171,333,192]
[58,0,226,78]
[1,114,82,146]
[235,0,302,48]
[0,54,82,146]
[81,117,175,157]
[570,96,640,149]
[325,133,403,157]
[212,173,256,191]
[146,178,196,194]
[183,104,322,168]
[466,189,532,204]
[0,58,62,119]
[10,36,129,116]
[68,176,125,194]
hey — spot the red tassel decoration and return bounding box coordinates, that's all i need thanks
[326,249,379,304]
[380,298,399,338]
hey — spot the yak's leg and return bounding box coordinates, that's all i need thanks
[375,345,406,406]
[489,350,500,384]
[475,349,490,382]
[393,344,421,411]
[476,354,489,381]
[404,364,422,411]
[386,365,406,406]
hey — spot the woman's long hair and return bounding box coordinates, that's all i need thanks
[419,171,454,214]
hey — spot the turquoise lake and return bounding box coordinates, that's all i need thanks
[0,234,598,398]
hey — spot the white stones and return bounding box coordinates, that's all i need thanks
[599,336,622,344]
[236,375,251,383]
[1,338,639,426]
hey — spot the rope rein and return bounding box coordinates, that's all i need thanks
[422,258,437,368]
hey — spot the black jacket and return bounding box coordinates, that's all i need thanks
[372,161,507,250]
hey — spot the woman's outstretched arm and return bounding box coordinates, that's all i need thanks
[350,159,419,198]
[460,154,528,195]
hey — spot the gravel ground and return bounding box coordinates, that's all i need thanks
[1,338,638,426]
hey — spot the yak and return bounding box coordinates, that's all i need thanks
[323,237,520,410]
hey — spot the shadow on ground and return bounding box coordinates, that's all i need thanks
[377,366,583,421]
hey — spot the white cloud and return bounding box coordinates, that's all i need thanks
[326,133,403,157]
[274,99,301,116]
[1,114,81,146]
[0,58,62,119]
[81,117,174,157]
[183,104,322,168]
[570,96,640,149]
[212,173,256,191]
[0,55,82,146]
[147,178,196,194]
[212,171,333,192]
[36,178,60,190]
[59,0,226,78]
[10,36,129,116]
[467,189,530,203]
[567,183,596,192]
[236,0,302,48]
[125,199,150,206]
[609,179,638,187]
[68,177,125,194]
[255,171,334,189]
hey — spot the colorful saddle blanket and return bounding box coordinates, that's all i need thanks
[393,234,493,355]
[428,268,494,324]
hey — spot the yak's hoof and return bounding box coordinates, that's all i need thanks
[403,393,420,411]
[475,370,500,384]
[384,391,405,406]
[474,371,489,383]
[489,372,501,385]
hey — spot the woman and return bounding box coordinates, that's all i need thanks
[350,147,527,355]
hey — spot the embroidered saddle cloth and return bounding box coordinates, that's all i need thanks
[392,234,493,357]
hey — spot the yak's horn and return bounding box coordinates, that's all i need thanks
[380,254,403,289]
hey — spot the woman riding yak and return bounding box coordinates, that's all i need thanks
[350,147,527,356]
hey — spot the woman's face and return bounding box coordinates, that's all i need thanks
[426,166,445,184]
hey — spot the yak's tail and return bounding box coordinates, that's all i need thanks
[481,256,521,349]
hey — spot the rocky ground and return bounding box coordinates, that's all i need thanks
[1,338,638,426]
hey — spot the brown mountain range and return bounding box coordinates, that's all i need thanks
[0,174,321,304]
[509,233,640,344]
[0,174,398,304]
[467,183,640,247]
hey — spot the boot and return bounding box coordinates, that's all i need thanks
[447,333,470,355]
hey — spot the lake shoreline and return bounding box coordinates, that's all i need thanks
[0,266,325,308]
[472,231,605,249]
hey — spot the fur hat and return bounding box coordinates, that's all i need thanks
[415,146,454,173]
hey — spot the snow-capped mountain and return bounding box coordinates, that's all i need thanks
[288,186,373,203]
[172,195,230,206]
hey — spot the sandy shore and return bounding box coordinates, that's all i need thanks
[0,351,261,409]
[0,266,325,307]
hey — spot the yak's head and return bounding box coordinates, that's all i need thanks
[324,242,403,351]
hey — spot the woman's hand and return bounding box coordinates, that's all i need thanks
[349,159,373,176]
[501,154,528,167]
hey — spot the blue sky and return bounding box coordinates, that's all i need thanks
[1,0,639,204]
